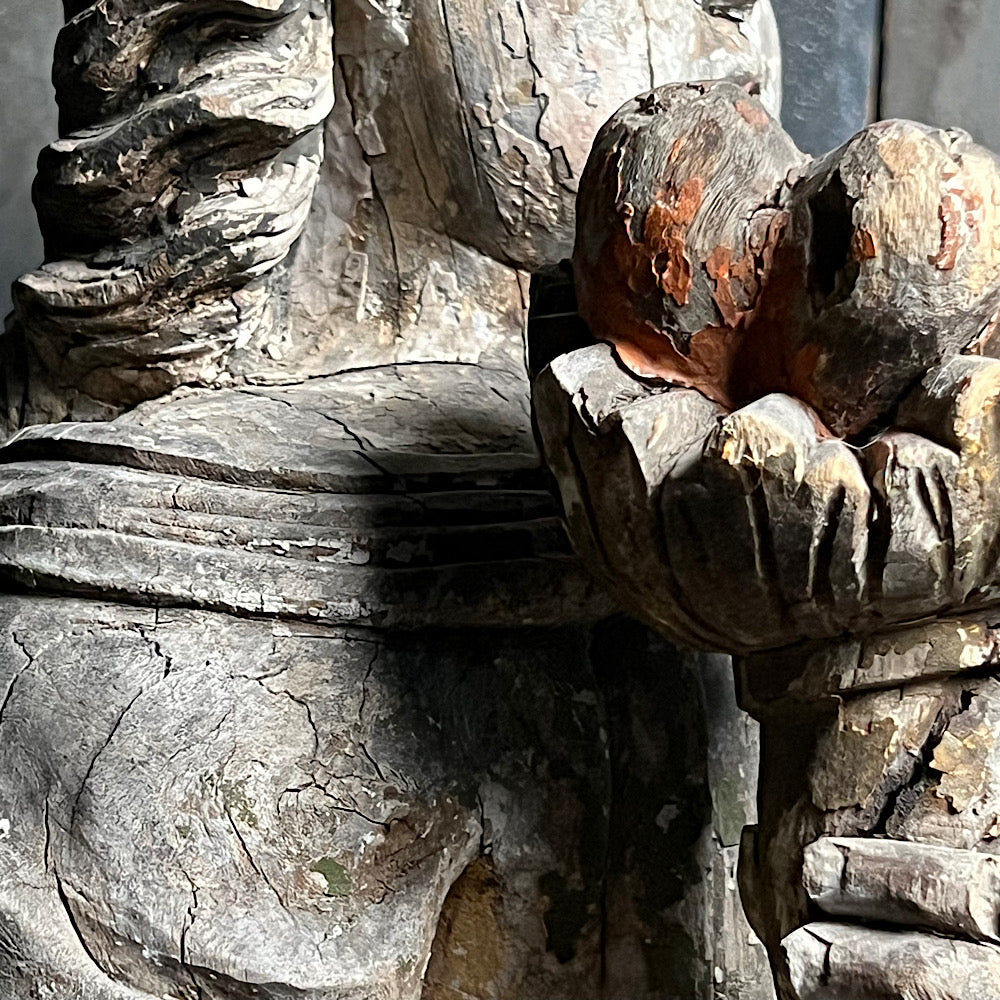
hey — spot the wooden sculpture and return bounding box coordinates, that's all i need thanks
[536,79,1000,999]
[0,2,785,998]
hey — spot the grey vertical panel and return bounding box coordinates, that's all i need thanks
[770,0,881,155]
[882,0,1000,153]
[0,0,59,318]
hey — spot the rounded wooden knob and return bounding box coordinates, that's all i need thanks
[772,120,1000,436]
[575,83,1000,436]
[573,79,804,410]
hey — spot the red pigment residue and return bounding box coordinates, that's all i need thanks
[706,246,755,327]
[963,187,984,253]
[636,177,705,306]
[852,228,878,260]
[706,212,788,329]
[934,190,964,270]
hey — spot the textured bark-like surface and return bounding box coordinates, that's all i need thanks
[7,0,333,425]
[539,112,1000,991]
[0,0,784,430]
[0,0,792,995]
[773,121,1000,435]
[574,83,1000,436]
[737,620,1000,999]
[0,364,609,628]
[0,596,616,999]
[279,0,782,384]
[0,606,773,999]
[784,923,1000,1000]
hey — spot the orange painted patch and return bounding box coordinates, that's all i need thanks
[634,177,705,307]
[852,228,878,260]
[934,191,964,270]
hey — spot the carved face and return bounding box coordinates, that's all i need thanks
[340,0,780,271]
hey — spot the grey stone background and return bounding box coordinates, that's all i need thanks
[1,1,999,323]
[770,0,882,155]
[0,1,58,319]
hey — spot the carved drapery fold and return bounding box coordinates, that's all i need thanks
[7,0,333,426]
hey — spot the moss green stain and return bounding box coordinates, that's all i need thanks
[220,777,258,829]
[310,857,351,898]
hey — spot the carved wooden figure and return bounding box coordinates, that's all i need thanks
[0,2,785,999]
[536,79,1000,999]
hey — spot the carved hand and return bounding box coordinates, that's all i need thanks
[535,80,1000,999]
[536,346,1000,653]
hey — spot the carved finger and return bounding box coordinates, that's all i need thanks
[534,344,728,648]
[784,922,1000,1000]
[862,430,960,615]
[803,836,1000,942]
[660,393,871,650]
[897,355,1000,603]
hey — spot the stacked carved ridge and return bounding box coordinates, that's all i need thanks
[574,79,1000,437]
[10,0,334,422]
[0,365,612,627]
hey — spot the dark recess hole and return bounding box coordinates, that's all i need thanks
[698,0,756,21]
[526,261,593,380]
[808,171,860,307]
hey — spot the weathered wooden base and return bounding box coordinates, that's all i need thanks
[0,594,772,999]
[739,616,1000,999]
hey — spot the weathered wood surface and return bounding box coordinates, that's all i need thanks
[536,342,1000,997]
[882,0,1000,156]
[536,344,1000,652]
[0,597,609,999]
[9,0,334,424]
[537,60,1000,1000]
[574,82,1000,437]
[573,81,805,408]
[738,615,1000,707]
[0,1,789,997]
[0,364,610,628]
[784,922,1000,1000]
[727,607,1000,999]
[0,601,775,1000]
[1,0,784,433]
[803,837,1000,941]
[541,274,1000,999]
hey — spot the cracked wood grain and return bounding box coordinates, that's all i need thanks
[6,0,333,428]
[0,1,787,997]
[536,54,1000,1000]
